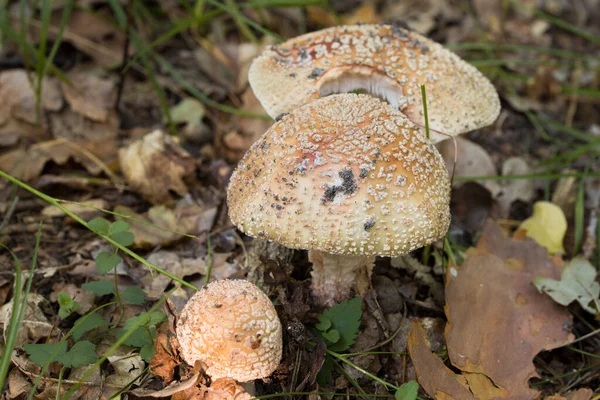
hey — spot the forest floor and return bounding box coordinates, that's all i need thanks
[0,0,599,399]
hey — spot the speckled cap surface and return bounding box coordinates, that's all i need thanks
[176,279,282,382]
[249,24,500,142]
[227,94,451,256]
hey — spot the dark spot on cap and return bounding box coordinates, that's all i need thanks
[364,218,376,231]
[321,167,358,204]
[391,23,410,39]
[289,73,296,78]
[275,113,289,122]
[359,168,369,179]
[308,68,325,79]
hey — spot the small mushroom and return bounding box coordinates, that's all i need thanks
[227,94,451,306]
[176,279,282,382]
[249,24,499,142]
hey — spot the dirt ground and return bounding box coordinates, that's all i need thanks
[0,0,599,399]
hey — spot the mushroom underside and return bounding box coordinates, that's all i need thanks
[308,250,375,307]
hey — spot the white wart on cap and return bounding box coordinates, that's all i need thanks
[176,280,282,382]
[249,24,500,142]
[228,94,451,257]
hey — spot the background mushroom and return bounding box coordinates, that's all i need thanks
[176,279,282,382]
[227,94,451,306]
[249,24,499,143]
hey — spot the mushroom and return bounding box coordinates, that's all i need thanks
[249,24,500,142]
[227,94,451,306]
[176,279,282,382]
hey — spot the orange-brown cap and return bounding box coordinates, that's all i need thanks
[249,24,500,142]
[227,94,451,257]
[176,280,282,382]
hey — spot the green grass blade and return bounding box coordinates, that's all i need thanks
[0,248,23,391]
[573,176,585,255]
[420,84,430,140]
[0,224,41,393]
[225,0,258,43]
[0,170,198,291]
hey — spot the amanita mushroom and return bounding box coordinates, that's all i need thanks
[227,94,451,306]
[249,24,500,142]
[176,279,282,382]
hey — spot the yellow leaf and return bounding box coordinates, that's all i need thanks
[518,201,566,254]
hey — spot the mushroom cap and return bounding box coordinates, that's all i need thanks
[249,24,500,142]
[176,279,282,382]
[227,94,451,257]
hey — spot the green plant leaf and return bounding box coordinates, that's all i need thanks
[322,328,340,343]
[96,251,121,274]
[110,231,134,247]
[57,341,99,368]
[146,311,167,325]
[395,381,419,400]
[140,343,155,363]
[72,313,108,341]
[24,342,67,366]
[57,291,78,319]
[118,311,166,348]
[82,280,114,295]
[119,326,153,348]
[534,258,600,314]
[109,220,130,235]
[87,217,110,235]
[317,297,362,352]
[121,286,146,305]
[315,316,331,331]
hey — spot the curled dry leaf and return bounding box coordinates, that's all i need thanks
[150,300,182,383]
[443,221,573,399]
[119,130,196,204]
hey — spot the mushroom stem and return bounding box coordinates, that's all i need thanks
[308,250,374,307]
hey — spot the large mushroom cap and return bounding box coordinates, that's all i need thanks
[249,24,500,142]
[227,94,451,257]
[176,279,282,382]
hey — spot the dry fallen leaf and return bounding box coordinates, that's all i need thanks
[437,137,500,196]
[0,70,62,147]
[150,300,181,383]
[204,378,254,400]
[408,321,473,400]
[518,201,567,254]
[113,199,216,248]
[119,130,196,204]
[220,85,272,162]
[497,157,536,216]
[42,198,108,220]
[0,138,115,182]
[533,258,600,315]
[444,221,573,399]
[61,69,117,122]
